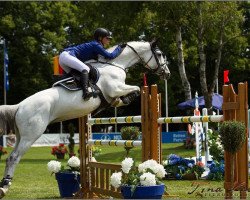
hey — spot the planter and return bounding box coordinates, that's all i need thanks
[121,184,165,199]
[182,173,197,180]
[56,153,65,159]
[55,172,80,198]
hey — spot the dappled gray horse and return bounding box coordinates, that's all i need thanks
[0,40,170,197]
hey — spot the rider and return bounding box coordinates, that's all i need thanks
[59,28,125,100]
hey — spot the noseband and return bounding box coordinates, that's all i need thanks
[126,44,167,74]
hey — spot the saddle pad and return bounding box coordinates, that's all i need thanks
[53,77,81,91]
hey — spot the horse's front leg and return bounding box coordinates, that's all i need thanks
[107,83,140,107]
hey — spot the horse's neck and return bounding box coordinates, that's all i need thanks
[98,42,150,70]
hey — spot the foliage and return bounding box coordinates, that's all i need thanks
[207,129,224,162]
[67,123,76,155]
[120,126,140,140]
[120,126,140,156]
[206,160,224,181]
[163,154,205,180]
[47,156,80,175]
[219,121,246,153]
[51,143,68,156]
[0,146,7,158]
[92,146,102,157]
[183,135,195,149]
[110,158,166,192]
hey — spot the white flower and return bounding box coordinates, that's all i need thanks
[68,156,80,168]
[91,157,97,162]
[153,164,166,178]
[140,172,156,186]
[121,157,134,174]
[110,172,122,188]
[162,160,169,166]
[138,159,157,173]
[138,159,166,179]
[47,160,61,173]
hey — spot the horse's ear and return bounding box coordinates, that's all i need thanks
[150,38,159,48]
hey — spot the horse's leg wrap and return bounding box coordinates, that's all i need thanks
[0,175,12,198]
[120,91,140,105]
[0,175,12,188]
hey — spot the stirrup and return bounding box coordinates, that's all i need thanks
[82,92,93,101]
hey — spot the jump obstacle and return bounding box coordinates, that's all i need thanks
[76,82,248,199]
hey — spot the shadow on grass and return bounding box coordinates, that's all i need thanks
[19,159,61,163]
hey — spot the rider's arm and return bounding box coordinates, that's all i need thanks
[95,43,122,59]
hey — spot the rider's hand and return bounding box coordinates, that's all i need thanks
[119,43,127,48]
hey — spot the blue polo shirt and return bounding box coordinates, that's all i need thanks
[64,40,122,62]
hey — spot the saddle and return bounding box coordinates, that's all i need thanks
[52,65,99,91]
[52,65,110,116]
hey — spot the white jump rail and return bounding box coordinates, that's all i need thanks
[88,139,142,147]
[88,115,141,125]
[88,115,224,125]
[157,115,224,124]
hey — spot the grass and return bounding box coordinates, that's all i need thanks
[0,143,228,199]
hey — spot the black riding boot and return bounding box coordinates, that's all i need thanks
[80,70,92,100]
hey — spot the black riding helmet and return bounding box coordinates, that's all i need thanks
[94,28,112,41]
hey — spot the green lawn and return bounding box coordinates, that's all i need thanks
[0,143,230,199]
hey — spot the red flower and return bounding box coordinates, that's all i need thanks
[51,144,68,156]
[196,161,205,167]
[0,146,7,156]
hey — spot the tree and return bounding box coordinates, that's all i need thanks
[196,2,247,113]
[153,2,193,102]
[0,2,77,104]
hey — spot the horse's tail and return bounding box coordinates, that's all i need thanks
[0,104,19,136]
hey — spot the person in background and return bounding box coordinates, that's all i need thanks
[59,28,126,100]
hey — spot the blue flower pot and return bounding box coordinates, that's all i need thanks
[55,172,80,198]
[121,184,165,199]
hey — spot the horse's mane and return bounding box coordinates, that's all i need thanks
[99,41,149,63]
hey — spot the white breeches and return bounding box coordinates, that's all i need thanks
[59,51,90,73]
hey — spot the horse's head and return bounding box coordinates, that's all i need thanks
[149,39,170,80]
[126,40,170,80]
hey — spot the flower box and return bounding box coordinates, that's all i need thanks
[47,156,81,198]
[121,184,165,199]
[110,158,166,198]
[55,172,80,198]
[56,153,65,159]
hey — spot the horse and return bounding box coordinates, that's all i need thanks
[0,40,170,197]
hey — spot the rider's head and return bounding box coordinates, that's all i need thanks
[94,28,112,46]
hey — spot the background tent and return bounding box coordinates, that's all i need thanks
[177,94,223,110]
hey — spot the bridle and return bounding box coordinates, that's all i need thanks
[126,43,167,75]
[89,42,168,75]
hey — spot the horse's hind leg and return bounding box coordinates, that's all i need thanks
[0,116,49,198]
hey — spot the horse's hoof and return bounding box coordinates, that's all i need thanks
[0,188,6,199]
[120,96,130,105]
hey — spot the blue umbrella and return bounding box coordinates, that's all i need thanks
[177,93,223,110]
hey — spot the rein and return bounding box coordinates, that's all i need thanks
[88,61,126,72]
[88,42,165,74]
[126,44,154,70]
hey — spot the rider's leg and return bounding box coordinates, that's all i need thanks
[59,51,92,100]
[59,51,89,73]
[80,69,92,100]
